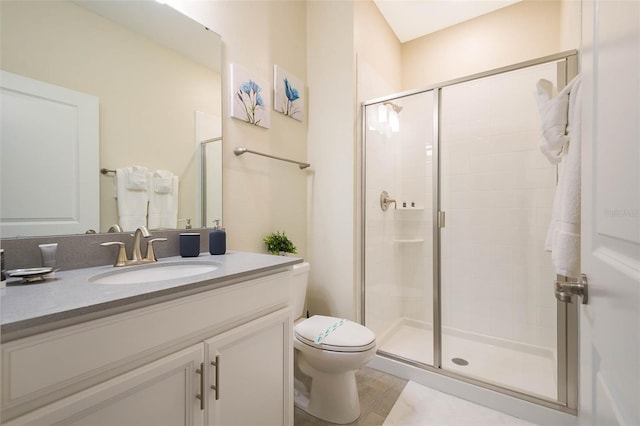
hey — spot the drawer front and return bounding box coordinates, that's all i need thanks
[2,270,292,419]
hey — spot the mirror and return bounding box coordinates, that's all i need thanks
[0,0,222,237]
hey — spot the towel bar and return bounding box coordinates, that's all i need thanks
[100,168,116,175]
[233,147,310,169]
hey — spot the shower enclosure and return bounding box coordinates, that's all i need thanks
[361,51,578,411]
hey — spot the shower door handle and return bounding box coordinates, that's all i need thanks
[555,274,588,304]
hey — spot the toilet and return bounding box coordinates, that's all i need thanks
[292,262,377,424]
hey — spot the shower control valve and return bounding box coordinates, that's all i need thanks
[380,190,397,211]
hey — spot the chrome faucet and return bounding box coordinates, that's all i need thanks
[101,226,167,267]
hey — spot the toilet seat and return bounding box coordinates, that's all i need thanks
[294,315,376,353]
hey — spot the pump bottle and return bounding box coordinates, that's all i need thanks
[209,220,226,255]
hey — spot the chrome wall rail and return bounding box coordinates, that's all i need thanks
[233,147,310,169]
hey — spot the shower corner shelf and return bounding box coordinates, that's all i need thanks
[396,207,424,211]
[393,238,425,244]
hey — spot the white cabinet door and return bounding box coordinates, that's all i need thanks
[205,309,293,426]
[5,345,205,426]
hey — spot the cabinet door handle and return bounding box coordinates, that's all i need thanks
[211,355,220,400]
[195,363,205,410]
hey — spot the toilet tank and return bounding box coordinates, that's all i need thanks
[292,262,310,320]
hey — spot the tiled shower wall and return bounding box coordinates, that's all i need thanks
[365,92,434,337]
[440,62,559,349]
[392,92,434,324]
[364,108,400,335]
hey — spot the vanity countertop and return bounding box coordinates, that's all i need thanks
[0,251,302,342]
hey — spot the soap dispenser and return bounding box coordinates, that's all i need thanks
[209,220,226,255]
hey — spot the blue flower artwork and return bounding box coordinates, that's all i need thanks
[230,64,270,128]
[237,80,264,125]
[274,65,304,122]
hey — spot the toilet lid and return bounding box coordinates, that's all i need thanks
[294,315,376,353]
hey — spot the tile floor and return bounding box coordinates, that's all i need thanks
[383,381,536,426]
[294,367,408,426]
[294,367,538,426]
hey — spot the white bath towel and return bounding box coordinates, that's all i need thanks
[535,78,570,164]
[148,170,179,229]
[537,74,583,278]
[115,166,149,231]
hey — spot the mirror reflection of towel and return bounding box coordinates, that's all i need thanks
[125,165,149,190]
[115,166,149,231]
[148,170,179,229]
[153,170,173,193]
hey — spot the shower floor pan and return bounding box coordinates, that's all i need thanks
[377,318,557,400]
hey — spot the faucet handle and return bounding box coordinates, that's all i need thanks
[145,238,167,262]
[107,224,122,233]
[100,241,128,267]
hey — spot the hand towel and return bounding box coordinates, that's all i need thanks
[153,169,173,194]
[148,170,179,229]
[125,165,149,190]
[115,166,149,231]
[539,75,583,278]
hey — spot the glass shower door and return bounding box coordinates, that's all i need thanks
[439,61,561,400]
[363,91,435,366]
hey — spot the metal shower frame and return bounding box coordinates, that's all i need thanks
[360,50,579,414]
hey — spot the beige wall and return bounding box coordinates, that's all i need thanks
[301,0,401,320]
[305,0,357,319]
[354,0,403,321]
[158,0,309,258]
[560,0,582,51]
[355,0,402,102]
[1,1,220,233]
[402,0,563,90]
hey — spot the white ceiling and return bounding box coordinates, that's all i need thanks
[373,0,522,43]
[74,0,221,72]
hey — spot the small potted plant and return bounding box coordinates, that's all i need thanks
[263,231,297,255]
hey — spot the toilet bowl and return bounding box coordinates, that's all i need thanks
[292,263,377,424]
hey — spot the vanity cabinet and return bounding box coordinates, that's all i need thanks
[1,270,294,425]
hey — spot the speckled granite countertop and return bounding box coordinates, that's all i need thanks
[1,251,302,342]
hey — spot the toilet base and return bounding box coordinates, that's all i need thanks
[294,363,360,424]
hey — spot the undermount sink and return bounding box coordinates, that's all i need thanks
[90,261,220,285]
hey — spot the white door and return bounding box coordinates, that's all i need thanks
[205,309,293,426]
[580,1,640,425]
[0,71,99,237]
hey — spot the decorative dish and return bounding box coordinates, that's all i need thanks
[6,267,54,283]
